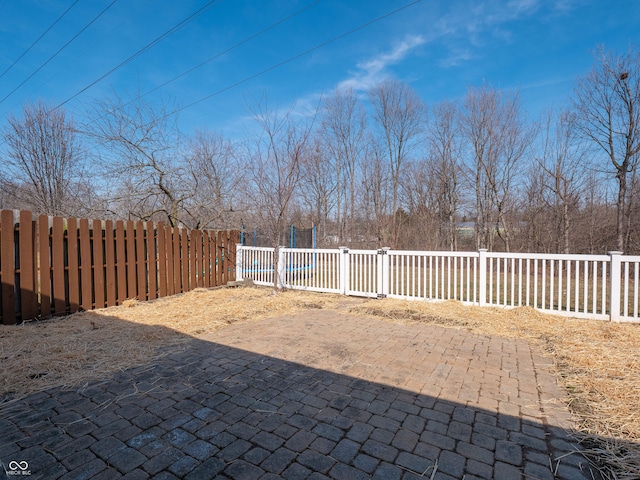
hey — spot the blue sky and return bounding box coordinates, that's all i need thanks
[0,0,639,138]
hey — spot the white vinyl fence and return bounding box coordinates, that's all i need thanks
[236,245,639,322]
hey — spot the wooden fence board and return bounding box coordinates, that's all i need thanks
[52,216,66,313]
[39,215,51,318]
[115,221,126,304]
[163,224,173,296]
[147,221,157,300]
[136,221,146,301]
[1,210,15,324]
[67,218,80,312]
[203,231,210,288]
[216,231,223,287]
[126,221,136,300]
[79,219,92,311]
[157,222,168,298]
[105,220,116,307]
[173,227,181,294]
[93,219,105,309]
[190,230,198,289]
[181,229,189,292]
[19,211,37,321]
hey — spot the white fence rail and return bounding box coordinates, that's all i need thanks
[236,246,638,322]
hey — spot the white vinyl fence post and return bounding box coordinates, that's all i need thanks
[277,246,286,289]
[609,251,623,322]
[235,244,243,281]
[339,247,349,295]
[378,248,390,298]
[478,249,487,306]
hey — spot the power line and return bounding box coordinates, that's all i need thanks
[124,0,322,107]
[174,0,422,117]
[56,0,223,109]
[0,0,118,107]
[0,0,81,81]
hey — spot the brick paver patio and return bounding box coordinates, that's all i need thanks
[1,309,597,479]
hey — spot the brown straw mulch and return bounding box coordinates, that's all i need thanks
[0,287,340,400]
[1,286,639,478]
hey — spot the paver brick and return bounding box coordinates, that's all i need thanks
[297,449,336,473]
[141,447,183,475]
[183,438,218,460]
[494,460,523,479]
[223,459,264,480]
[372,462,403,480]
[60,457,107,480]
[437,450,465,478]
[252,431,285,451]
[524,460,555,480]
[362,439,399,463]
[392,428,420,451]
[261,447,297,473]
[330,438,360,463]
[312,422,344,441]
[466,458,494,480]
[167,455,199,477]
[282,462,312,480]
[90,436,127,460]
[370,427,395,444]
[396,451,434,475]
[329,463,370,480]
[286,430,318,452]
[108,447,147,473]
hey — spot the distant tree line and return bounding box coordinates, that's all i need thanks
[2,46,640,254]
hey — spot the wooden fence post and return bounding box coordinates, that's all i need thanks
[105,220,116,306]
[19,210,37,321]
[1,210,16,324]
[67,218,80,312]
[147,221,157,300]
[92,219,105,309]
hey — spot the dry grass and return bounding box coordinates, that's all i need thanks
[1,286,639,477]
[0,287,341,399]
[347,299,640,479]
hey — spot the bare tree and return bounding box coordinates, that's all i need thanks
[183,129,244,229]
[245,96,315,288]
[369,80,424,247]
[360,144,391,246]
[85,92,188,226]
[299,138,338,246]
[403,161,440,250]
[573,45,640,252]
[320,87,367,243]
[426,101,463,251]
[2,100,83,216]
[536,109,590,253]
[461,85,534,251]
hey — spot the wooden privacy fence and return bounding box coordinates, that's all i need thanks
[0,210,239,325]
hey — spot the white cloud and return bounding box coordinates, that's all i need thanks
[337,34,426,92]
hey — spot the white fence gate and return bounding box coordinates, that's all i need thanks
[236,245,640,323]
